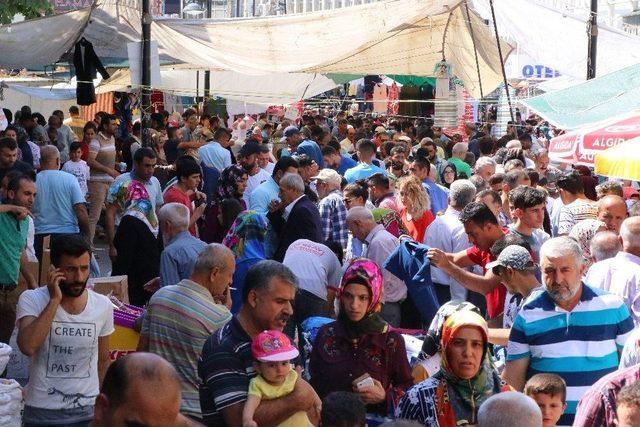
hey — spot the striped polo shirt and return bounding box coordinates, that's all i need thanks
[198,316,255,426]
[140,279,231,419]
[507,284,633,426]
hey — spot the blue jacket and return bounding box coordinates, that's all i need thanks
[383,239,439,325]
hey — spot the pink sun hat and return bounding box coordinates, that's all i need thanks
[251,330,299,362]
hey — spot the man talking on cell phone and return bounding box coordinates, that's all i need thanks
[16,234,114,427]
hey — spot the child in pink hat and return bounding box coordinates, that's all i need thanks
[242,330,315,427]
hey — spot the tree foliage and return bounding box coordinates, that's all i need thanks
[0,0,54,25]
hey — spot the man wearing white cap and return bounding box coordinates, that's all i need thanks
[314,169,348,250]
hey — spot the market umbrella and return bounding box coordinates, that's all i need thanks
[548,110,640,166]
[594,136,640,180]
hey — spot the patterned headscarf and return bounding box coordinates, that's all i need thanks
[338,258,388,339]
[340,258,384,313]
[569,218,606,267]
[218,165,247,200]
[433,310,507,426]
[223,210,267,260]
[107,178,158,237]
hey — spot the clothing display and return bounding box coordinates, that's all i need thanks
[372,83,388,114]
[72,38,110,106]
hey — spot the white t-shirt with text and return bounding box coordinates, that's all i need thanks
[283,239,342,300]
[16,287,114,410]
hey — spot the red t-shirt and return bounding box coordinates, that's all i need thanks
[402,209,435,243]
[466,245,507,319]
[163,186,196,236]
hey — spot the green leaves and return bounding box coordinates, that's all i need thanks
[0,0,54,25]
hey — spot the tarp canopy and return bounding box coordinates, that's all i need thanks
[0,8,92,69]
[0,0,512,100]
[521,63,640,130]
[0,82,76,118]
[472,0,640,80]
[152,0,511,98]
[98,67,339,105]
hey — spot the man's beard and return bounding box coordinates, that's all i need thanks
[59,280,88,298]
[547,281,580,303]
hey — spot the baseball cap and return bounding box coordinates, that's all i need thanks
[283,125,302,138]
[486,245,535,275]
[251,330,299,362]
[238,141,262,158]
[312,169,342,187]
[374,126,387,134]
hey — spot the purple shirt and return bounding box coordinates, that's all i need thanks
[574,364,640,427]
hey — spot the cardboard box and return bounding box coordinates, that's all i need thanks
[89,275,129,304]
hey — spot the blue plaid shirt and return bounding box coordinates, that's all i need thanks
[318,190,348,249]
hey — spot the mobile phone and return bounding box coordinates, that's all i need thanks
[353,373,374,391]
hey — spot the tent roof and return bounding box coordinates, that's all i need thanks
[98,67,339,105]
[151,0,511,98]
[0,0,512,99]
[0,7,91,69]
[472,0,640,80]
[521,63,640,130]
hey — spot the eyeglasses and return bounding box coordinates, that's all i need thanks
[444,170,455,175]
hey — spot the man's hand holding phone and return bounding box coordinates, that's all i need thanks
[47,266,65,302]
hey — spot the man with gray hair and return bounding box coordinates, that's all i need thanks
[585,217,640,326]
[477,391,542,427]
[424,179,476,303]
[144,203,207,291]
[504,236,633,426]
[474,156,497,182]
[448,142,472,179]
[138,243,235,421]
[199,260,321,426]
[32,144,90,259]
[346,206,405,326]
[267,173,322,262]
[588,230,622,264]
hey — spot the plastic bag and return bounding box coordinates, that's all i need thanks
[0,343,11,373]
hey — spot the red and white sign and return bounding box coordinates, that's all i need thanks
[548,111,640,166]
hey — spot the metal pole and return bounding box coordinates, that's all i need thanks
[141,0,152,146]
[587,0,598,79]
[488,0,515,128]
[204,0,211,106]
[464,0,484,99]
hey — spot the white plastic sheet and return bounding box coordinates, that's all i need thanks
[0,8,91,68]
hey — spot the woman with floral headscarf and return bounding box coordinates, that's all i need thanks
[309,258,413,416]
[222,210,267,313]
[396,310,512,426]
[569,218,606,269]
[202,164,248,243]
[110,178,162,306]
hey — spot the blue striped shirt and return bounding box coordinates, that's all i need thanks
[507,284,633,426]
[141,279,232,418]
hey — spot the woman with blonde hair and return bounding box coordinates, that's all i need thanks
[396,174,434,241]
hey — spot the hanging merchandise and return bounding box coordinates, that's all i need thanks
[433,60,452,99]
[372,83,388,114]
[73,38,110,106]
[388,82,399,115]
[433,61,458,127]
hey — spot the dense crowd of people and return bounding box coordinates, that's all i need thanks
[2,103,640,427]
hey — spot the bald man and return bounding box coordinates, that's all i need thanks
[31,145,90,259]
[598,195,628,234]
[586,217,640,326]
[92,353,195,427]
[478,392,542,427]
